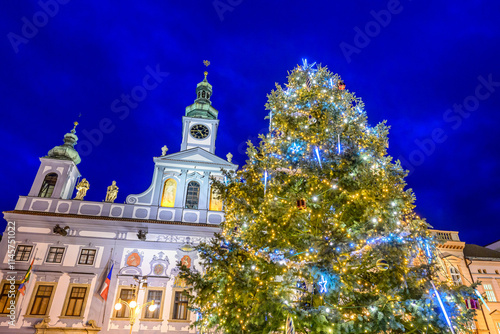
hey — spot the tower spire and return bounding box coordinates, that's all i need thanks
[185,60,218,119]
[45,121,81,165]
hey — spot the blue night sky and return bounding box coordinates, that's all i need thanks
[0,1,499,245]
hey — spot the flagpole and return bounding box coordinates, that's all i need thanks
[101,248,114,326]
[17,248,38,322]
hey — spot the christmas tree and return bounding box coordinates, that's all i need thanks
[180,61,476,333]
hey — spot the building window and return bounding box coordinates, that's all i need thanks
[483,284,497,302]
[78,249,96,265]
[478,269,482,273]
[496,270,499,274]
[209,186,222,211]
[161,178,177,207]
[64,286,87,317]
[0,281,19,314]
[172,291,188,320]
[185,181,200,209]
[15,245,33,261]
[484,269,488,274]
[38,173,58,198]
[144,289,163,319]
[30,285,54,315]
[115,288,135,318]
[449,266,462,285]
[46,247,65,263]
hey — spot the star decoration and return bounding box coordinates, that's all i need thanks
[301,58,317,72]
[318,275,328,293]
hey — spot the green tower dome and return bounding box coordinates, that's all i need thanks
[45,122,81,165]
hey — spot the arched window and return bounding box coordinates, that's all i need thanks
[185,181,200,209]
[197,92,201,98]
[38,173,58,198]
[450,266,462,285]
[209,187,222,211]
[202,91,206,98]
[206,93,210,99]
[161,179,177,207]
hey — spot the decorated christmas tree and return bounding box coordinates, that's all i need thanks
[180,61,476,333]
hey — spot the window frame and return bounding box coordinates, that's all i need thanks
[141,287,165,321]
[113,286,136,319]
[185,181,200,210]
[38,173,58,198]
[77,248,97,266]
[483,283,497,302]
[26,282,57,317]
[45,246,66,264]
[14,245,33,262]
[449,266,462,285]
[60,284,90,318]
[0,280,20,315]
[170,289,189,322]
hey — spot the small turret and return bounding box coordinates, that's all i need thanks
[185,71,218,120]
[27,122,81,199]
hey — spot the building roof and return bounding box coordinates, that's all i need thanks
[464,244,500,260]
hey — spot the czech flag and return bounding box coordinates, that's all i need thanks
[99,263,113,301]
[18,258,34,296]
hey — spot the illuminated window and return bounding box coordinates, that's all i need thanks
[115,288,134,318]
[0,281,19,314]
[30,285,54,315]
[38,173,58,197]
[185,181,200,209]
[78,249,96,265]
[64,286,87,316]
[46,247,65,263]
[483,284,497,302]
[449,266,462,285]
[161,179,177,207]
[209,187,222,211]
[144,289,163,319]
[15,245,33,261]
[172,291,188,320]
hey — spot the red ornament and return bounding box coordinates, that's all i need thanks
[465,299,479,309]
[338,81,346,90]
[297,198,306,210]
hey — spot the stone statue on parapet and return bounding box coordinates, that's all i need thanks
[105,181,119,203]
[226,152,233,163]
[74,178,90,200]
[161,145,168,156]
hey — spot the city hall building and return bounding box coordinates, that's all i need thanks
[0,73,236,333]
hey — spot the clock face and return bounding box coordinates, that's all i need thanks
[190,124,209,139]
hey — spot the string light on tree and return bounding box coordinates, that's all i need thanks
[179,59,477,334]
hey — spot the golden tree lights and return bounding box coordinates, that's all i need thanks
[179,60,477,334]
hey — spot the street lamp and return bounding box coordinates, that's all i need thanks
[114,276,157,334]
[115,298,157,334]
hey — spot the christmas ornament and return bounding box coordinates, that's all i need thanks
[465,299,479,309]
[297,199,306,210]
[338,81,346,90]
[376,259,389,271]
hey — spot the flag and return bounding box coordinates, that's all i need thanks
[99,263,113,300]
[18,258,34,296]
[286,315,295,334]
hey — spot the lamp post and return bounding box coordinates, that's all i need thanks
[114,276,157,334]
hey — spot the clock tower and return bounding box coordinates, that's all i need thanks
[180,71,219,153]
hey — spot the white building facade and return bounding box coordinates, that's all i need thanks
[0,73,236,334]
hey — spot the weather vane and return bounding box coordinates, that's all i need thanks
[203,60,210,67]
